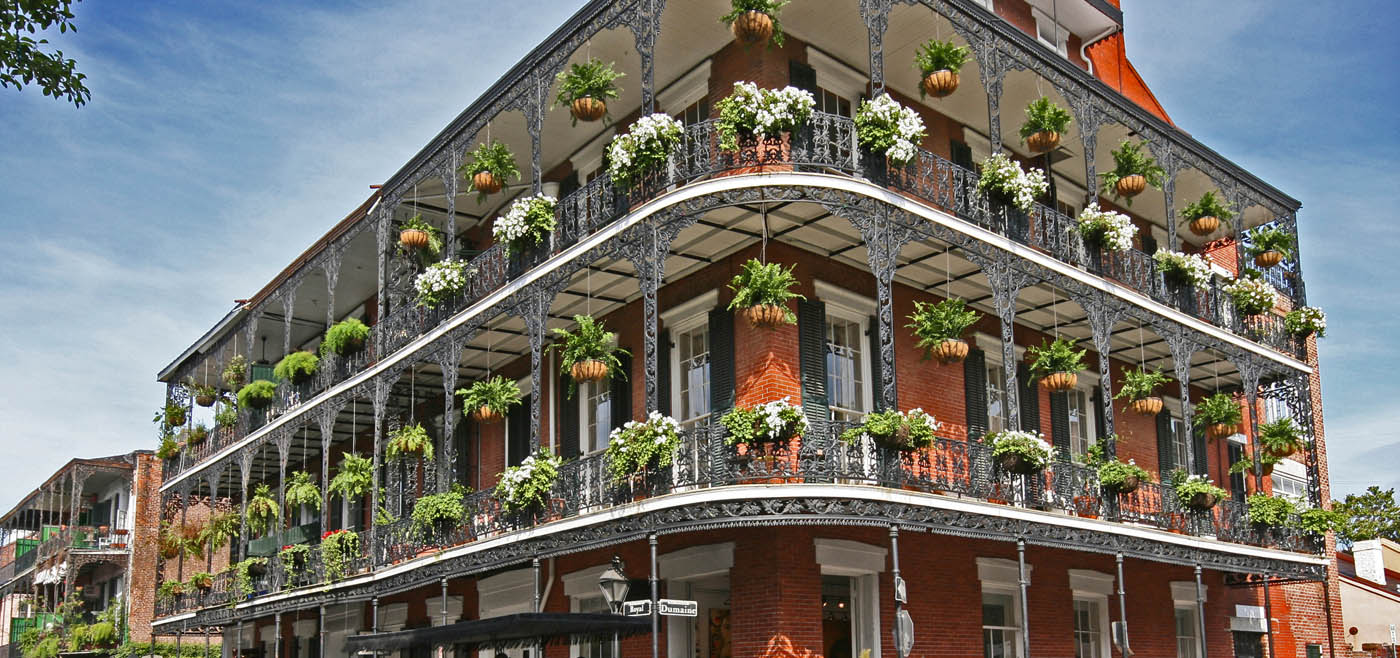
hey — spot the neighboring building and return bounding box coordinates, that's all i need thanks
[149,1,1340,657]
[0,451,162,657]
[1338,540,1400,657]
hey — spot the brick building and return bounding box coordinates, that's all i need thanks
[149,1,1340,656]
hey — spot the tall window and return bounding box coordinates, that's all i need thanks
[581,380,612,454]
[815,87,852,117]
[678,97,710,127]
[982,591,1020,658]
[675,324,711,431]
[986,364,1009,434]
[1170,414,1189,469]
[827,316,866,422]
[573,596,616,658]
[1073,599,1105,658]
[1175,607,1200,658]
[1067,387,1097,460]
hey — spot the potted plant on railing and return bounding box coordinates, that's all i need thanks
[1072,203,1137,253]
[838,408,939,452]
[1026,337,1087,393]
[156,580,185,603]
[329,452,373,503]
[607,113,685,186]
[273,351,319,385]
[1298,507,1343,537]
[1180,190,1233,237]
[1259,417,1307,459]
[244,484,279,538]
[976,152,1048,214]
[284,471,322,514]
[726,258,805,329]
[551,314,629,388]
[459,140,520,202]
[411,485,467,543]
[720,397,808,455]
[188,572,214,592]
[184,377,219,408]
[320,529,361,582]
[181,423,209,447]
[387,422,435,462]
[495,450,564,517]
[1019,97,1071,154]
[1224,273,1276,318]
[156,435,180,461]
[983,429,1055,475]
[715,81,815,153]
[1169,469,1227,512]
[493,194,558,255]
[720,0,789,47]
[1246,225,1295,268]
[854,93,926,168]
[1245,494,1295,529]
[237,379,276,410]
[914,38,969,99]
[1097,457,1151,496]
[278,544,311,587]
[906,298,980,364]
[1284,306,1326,338]
[605,411,683,487]
[157,401,187,428]
[1193,392,1243,441]
[1230,452,1282,479]
[321,318,370,358]
[222,354,248,390]
[1099,140,1164,206]
[1113,366,1172,416]
[458,376,522,423]
[397,214,443,256]
[413,259,473,309]
[554,58,624,125]
[1153,249,1213,292]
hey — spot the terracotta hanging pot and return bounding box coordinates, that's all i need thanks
[1205,423,1239,441]
[1115,174,1147,198]
[996,452,1042,476]
[1188,215,1220,236]
[731,10,774,45]
[570,97,607,123]
[1026,131,1061,154]
[1254,250,1284,268]
[472,171,503,195]
[742,303,788,329]
[570,359,610,382]
[1187,491,1220,511]
[400,229,430,250]
[931,338,970,364]
[1040,371,1078,392]
[1127,396,1164,416]
[1108,474,1141,495]
[472,406,503,423]
[195,394,217,408]
[921,70,960,98]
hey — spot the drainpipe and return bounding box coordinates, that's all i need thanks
[1115,553,1129,656]
[1262,574,1277,658]
[1080,25,1121,77]
[1018,538,1032,658]
[1194,565,1208,658]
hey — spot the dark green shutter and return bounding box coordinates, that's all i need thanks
[506,395,530,466]
[657,329,672,416]
[963,348,988,441]
[559,372,579,459]
[610,353,633,430]
[1227,442,1246,502]
[798,300,829,427]
[789,60,817,95]
[867,315,884,412]
[1092,385,1107,440]
[1156,409,1175,476]
[1017,363,1039,433]
[1193,427,1209,476]
[708,310,735,420]
[1049,391,1071,461]
[950,140,974,170]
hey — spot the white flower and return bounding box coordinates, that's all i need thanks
[492,194,557,250]
[975,153,1049,213]
[413,259,473,308]
[854,94,926,167]
[1072,203,1137,252]
[607,113,684,185]
[1153,250,1214,291]
[1223,276,1276,315]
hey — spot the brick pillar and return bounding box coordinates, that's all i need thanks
[730,528,822,658]
[733,320,802,408]
[127,453,164,643]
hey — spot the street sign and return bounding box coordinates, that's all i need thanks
[658,599,699,617]
[893,576,907,605]
[622,600,652,617]
[894,609,914,658]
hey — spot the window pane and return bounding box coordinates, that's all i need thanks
[986,366,1007,434]
[677,326,710,429]
[827,317,864,421]
[1176,607,1198,658]
[1073,599,1101,658]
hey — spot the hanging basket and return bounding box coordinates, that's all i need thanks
[996,452,1043,476]
[399,229,431,250]
[1106,474,1142,495]
[1187,491,1220,511]
[742,303,788,329]
[1040,371,1078,392]
[195,394,217,408]
[472,406,503,423]
[1025,131,1061,154]
[930,338,970,364]
[570,97,607,123]
[1187,215,1219,236]
[1264,444,1298,460]
[1115,174,1147,198]
[570,359,610,383]
[731,10,774,45]
[921,70,960,98]
[1127,396,1164,416]
[472,171,503,195]
[1205,423,1239,441]
[1254,250,1284,268]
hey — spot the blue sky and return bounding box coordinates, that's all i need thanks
[0,0,1394,506]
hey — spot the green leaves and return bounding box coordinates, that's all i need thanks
[719,0,790,47]
[0,0,89,107]
[913,39,970,79]
[1099,140,1165,204]
[1026,337,1087,380]
[320,318,370,357]
[1018,97,1072,140]
[725,258,805,324]
[1246,225,1295,259]
[906,298,980,355]
[386,423,434,462]
[1192,392,1242,429]
[457,375,522,417]
[1113,366,1172,401]
[1181,190,1235,222]
[273,351,319,382]
[554,58,623,122]
[329,453,373,500]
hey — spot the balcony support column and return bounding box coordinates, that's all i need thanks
[626,0,665,114]
[435,339,465,491]
[1017,537,1032,658]
[1232,190,1249,277]
[1289,373,1323,509]
[1232,354,1266,491]
[274,612,282,658]
[1085,296,1120,448]
[317,405,337,532]
[275,431,293,538]
[176,481,190,581]
[237,450,253,562]
[374,206,391,356]
[525,76,545,195]
[860,0,892,94]
[845,205,917,411]
[439,158,459,256]
[1166,331,1198,475]
[514,285,555,452]
[1148,141,1183,252]
[966,250,1033,429]
[280,289,296,357]
[370,376,392,554]
[1194,565,1208,658]
[321,251,342,330]
[1115,553,1130,655]
[1066,93,1108,205]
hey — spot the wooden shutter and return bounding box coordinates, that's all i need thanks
[708,310,735,420]
[1092,385,1107,440]
[1156,409,1175,476]
[1227,442,1246,502]
[789,60,818,95]
[1017,363,1039,433]
[558,372,579,459]
[963,348,988,441]
[798,300,829,427]
[610,352,633,430]
[1049,391,1071,461]
[867,315,884,412]
[657,329,672,416]
[506,395,530,466]
[950,140,974,170]
[1193,427,1209,476]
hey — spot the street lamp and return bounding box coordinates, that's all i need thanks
[598,556,630,658]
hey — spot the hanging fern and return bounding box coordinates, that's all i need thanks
[329,453,374,501]
[284,471,322,512]
[386,423,434,462]
[244,484,279,537]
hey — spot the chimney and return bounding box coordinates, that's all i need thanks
[1354,539,1387,586]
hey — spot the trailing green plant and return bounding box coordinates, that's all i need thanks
[214,400,239,428]
[284,471,322,512]
[906,299,980,357]
[726,259,805,324]
[606,113,685,186]
[273,351,319,383]
[838,408,939,451]
[714,81,815,152]
[386,423,435,462]
[1258,417,1308,457]
[1167,469,1228,509]
[855,93,926,166]
[720,397,808,446]
[496,450,563,515]
[186,571,213,591]
[278,543,311,585]
[1099,140,1165,206]
[1246,225,1295,259]
[67,625,91,653]
[550,315,630,395]
[1098,458,1151,492]
[554,58,624,124]
[225,558,267,604]
[320,529,361,582]
[237,380,276,409]
[222,354,248,389]
[1228,451,1283,475]
[1298,507,1344,536]
[719,0,791,47]
[1025,337,1087,380]
[605,411,683,482]
[459,140,521,201]
[396,214,444,258]
[156,400,187,428]
[1018,97,1071,140]
[411,485,467,538]
[1192,392,1242,430]
[198,510,242,552]
[1113,367,1172,402]
[184,377,219,405]
[244,484,279,537]
[1246,494,1296,527]
[329,453,374,501]
[156,435,180,460]
[182,422,209,446]
[1285,306,1326,337]
[913,39,970,87]
[1181,190,1234,222]
[1082,434,1120,466]
[114,642,218,658]
[87,620,117,648]
[29,636,60,658]
[156,579,185,602]
[457,376,523,418]
[982,429,1056,471]
[321,318,370,357]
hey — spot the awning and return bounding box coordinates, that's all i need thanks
[344,613,650,652]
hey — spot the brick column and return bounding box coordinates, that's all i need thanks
[730,528,822,657]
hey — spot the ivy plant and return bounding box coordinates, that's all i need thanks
[329,453,374,501]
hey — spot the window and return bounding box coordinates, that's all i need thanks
[1263,397,1291,423]
[827,315,866,422]
[815,539,885,658]
[815,88,852,118]
[1073,599,1105,658]
[1066,386,1097,460]
[573,596,616,658]
[983,592,1020,658]
[580,379,612,455]
[986,363,1008,434]
[1033,9,1069,58]
[676,324,711,431]
[1175,607,1199,658]
[1271,459,1309,504]
[677,97,710,127]
[1170,414,1189,470]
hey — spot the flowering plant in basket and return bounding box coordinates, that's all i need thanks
[1284,306,1325,338]
[1152,249,1212,291]
[607,113,684,186]
[982,429,1055,474]
[1223,274,1276,316]
[320,529,360,582]
[493,194,557,255]
[605,411,683,483]
[715,81,815,152]
[976,152,1048,213]
[839,408,939,452]
[1168,469,1227,511]
[855,93,926,167]
[496,450,563,515]
[414,259,473,309]
[720,397,808,446]
[1072,203,1137,252]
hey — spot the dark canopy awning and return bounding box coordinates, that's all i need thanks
[345,613,650,652]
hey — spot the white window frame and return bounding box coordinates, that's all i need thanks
[659,543,735,658]
[1032,8,1070,58]
[1263,397,1291,423]
[478,569,536,658]
[816,539,886,658]
[976,333,1026,435]
[1066,373,1101,461]
[1069,570,1114,658]
[562,565,618,658]
[663,291,718,431]
[979,557,1029,658]
[805,47,867,105]
[817,282,876,422]
[1171,581,1206,658]
[1271,458,1309,505]
[657,59,711,118]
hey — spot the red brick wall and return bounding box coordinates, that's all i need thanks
[128,453,163,643]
